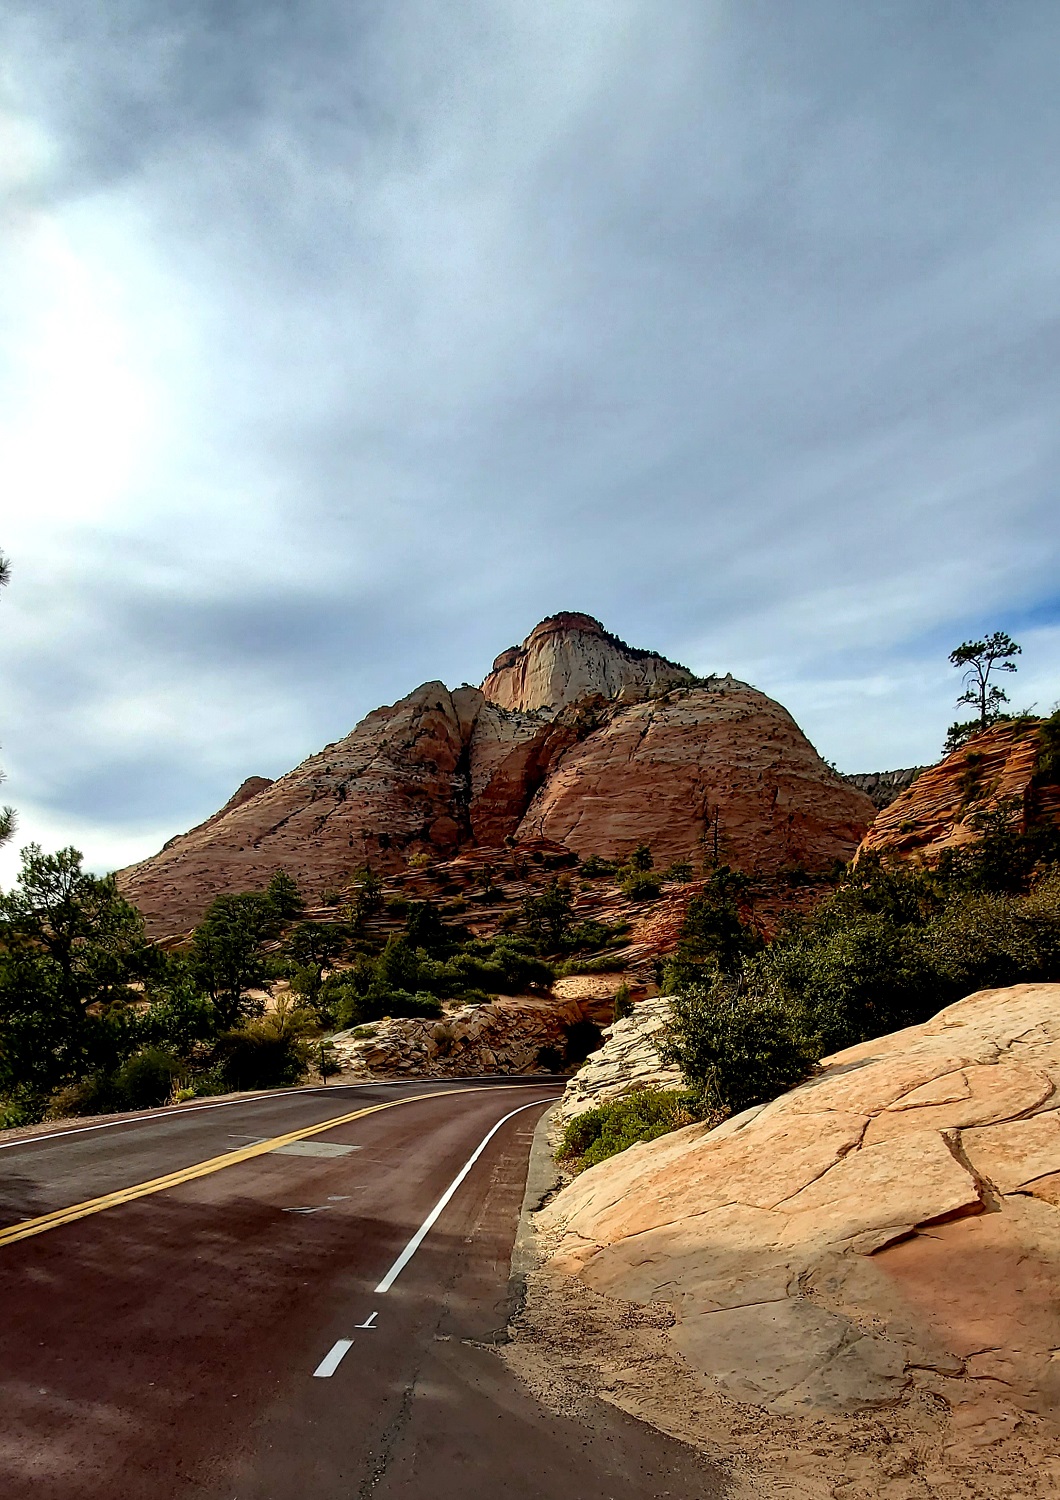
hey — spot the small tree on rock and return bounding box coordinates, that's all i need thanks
[946,632,1021,751]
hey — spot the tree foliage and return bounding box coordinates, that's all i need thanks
[946,631,1021,750]
[665,823,1060,1116]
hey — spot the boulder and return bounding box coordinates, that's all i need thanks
[538,982,1060,1424]
[551,997,685,1133]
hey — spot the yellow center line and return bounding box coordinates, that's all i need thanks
[0,1085,503,1250]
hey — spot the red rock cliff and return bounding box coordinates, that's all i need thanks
[119,614,875,934]
[856,719,1060,865]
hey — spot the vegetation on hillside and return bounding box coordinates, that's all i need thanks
[663,805,1060,1118]
[0,847,632,1126]
[556,1088,702,1172]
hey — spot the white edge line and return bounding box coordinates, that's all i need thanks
[0,1076,547,1153]
[374,1096,557,1294]
[313,1338,354,1378]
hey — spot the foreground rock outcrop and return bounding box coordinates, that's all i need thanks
[550,998,683,1133]
[540,983,1060,1424]
[120,612,874,934]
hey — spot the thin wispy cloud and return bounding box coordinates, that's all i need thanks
[2,1,1059,883]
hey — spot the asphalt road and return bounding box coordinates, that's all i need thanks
[0,1080,725,1499]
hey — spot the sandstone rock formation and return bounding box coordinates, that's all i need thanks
[857,719,1060,866]
[550,997,684,1133]
[328,995,590,1078]
[119,612,875,934]
[120,684,573,934]
[514,678,873,872]
[842,766,924,811]
[538,982,1060,1429]
[481,612,694,713]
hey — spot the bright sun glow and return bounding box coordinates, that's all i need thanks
[0,212,159,545]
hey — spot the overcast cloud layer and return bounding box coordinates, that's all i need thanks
[2,1,1060,884]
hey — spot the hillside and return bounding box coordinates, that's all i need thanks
[856,716,1060,866]
[118,613,874,934]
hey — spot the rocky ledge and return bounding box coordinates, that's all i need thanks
[550,997,684,1133]
[540,982,1060,1429]
[329,995,592,1078]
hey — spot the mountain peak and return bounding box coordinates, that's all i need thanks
[481,612,695,713]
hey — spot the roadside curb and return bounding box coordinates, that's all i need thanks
[508,1100,562,1317]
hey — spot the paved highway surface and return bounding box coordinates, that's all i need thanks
[0,1079,725,1499]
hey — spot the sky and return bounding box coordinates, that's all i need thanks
[2,0,1060,886]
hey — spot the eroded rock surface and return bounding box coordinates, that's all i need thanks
[551,997,684,1132]
[481,612,694,713]
[329,995,587,1078]
[857,718,1060,865]
[516,681,874,872]
[538,982,1060,1426]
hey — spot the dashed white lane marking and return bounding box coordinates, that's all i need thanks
[313,1340,354,1378]
[374,1096,557,1294]
[356,1312,378,1329]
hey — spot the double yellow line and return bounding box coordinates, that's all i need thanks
[0,1087,480,1250]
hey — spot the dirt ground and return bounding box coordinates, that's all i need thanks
[499,1251,1060,1500]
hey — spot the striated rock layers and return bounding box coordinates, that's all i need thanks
[120,612,875,934]
[481,612,695,712]
[550,997,684,1133]
[857,719,1060,867]
[328,996,589,1078]
[514,677,871,871]
[539,982,1060,1426]
[120,683,575,934]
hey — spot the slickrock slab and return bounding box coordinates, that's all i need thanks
[537,982,1060,1428]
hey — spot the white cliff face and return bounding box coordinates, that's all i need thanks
[551,997,685,1132]
[481,613,695,714]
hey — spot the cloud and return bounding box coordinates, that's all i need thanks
[2,0,1060,885]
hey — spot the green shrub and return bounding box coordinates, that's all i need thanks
[210,1030,308,1092]
[556,1089,701,1171]
[662,868,761,987]
[665,978,821,1115]
[620,870,662,902]
[554,954,628,976]
[46,1047,185,1118]
[613,982,633,1020]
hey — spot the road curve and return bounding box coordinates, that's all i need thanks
[0,1080,725,1499]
